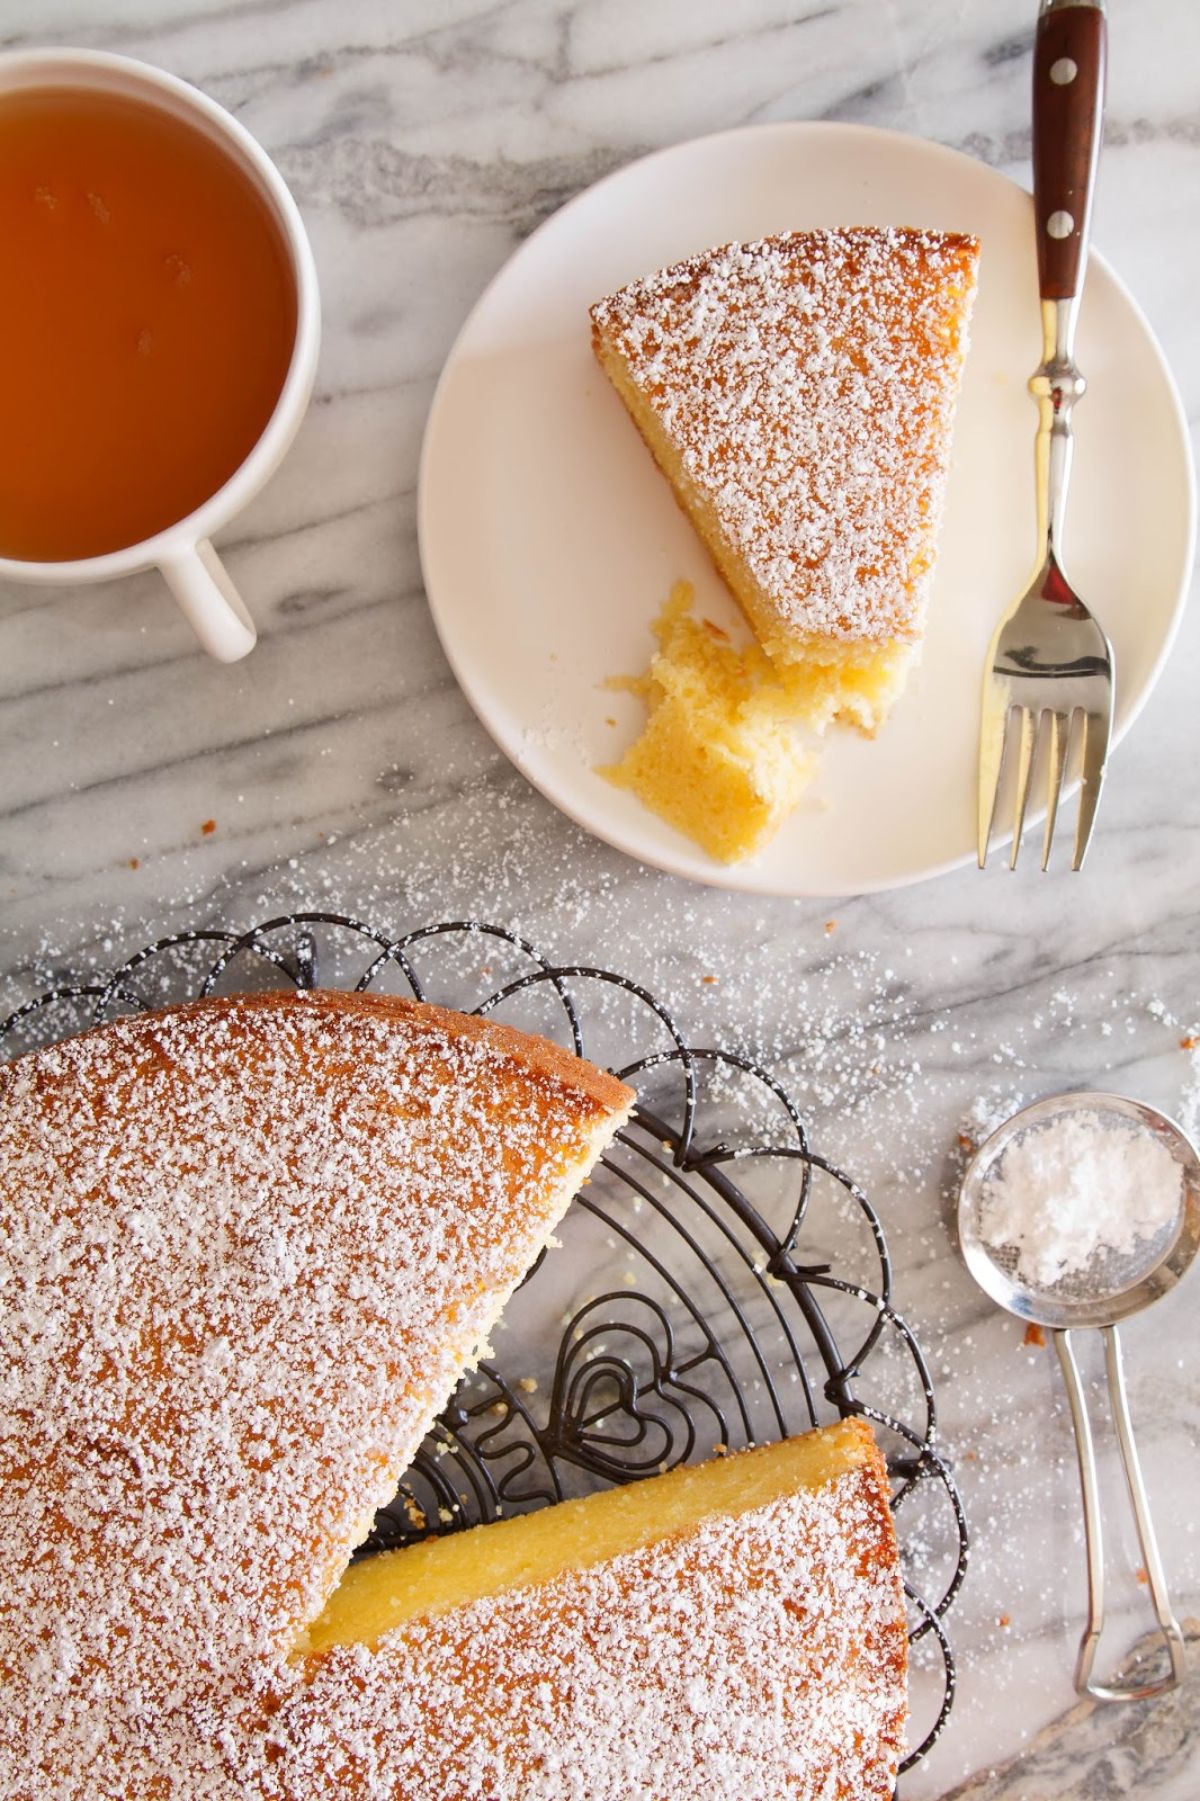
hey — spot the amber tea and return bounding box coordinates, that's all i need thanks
[0,86,297,562]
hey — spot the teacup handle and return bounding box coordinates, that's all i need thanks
[160,540,257,662]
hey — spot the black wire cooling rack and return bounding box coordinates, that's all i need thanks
[0,912,967,1778]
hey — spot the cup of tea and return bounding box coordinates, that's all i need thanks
[0,48,320,661]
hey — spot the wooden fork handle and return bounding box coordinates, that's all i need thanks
[1032,0,1107,301]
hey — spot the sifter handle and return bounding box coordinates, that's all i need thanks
[1055,1325,1186,1701]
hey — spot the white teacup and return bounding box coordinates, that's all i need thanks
[0,48,320,662]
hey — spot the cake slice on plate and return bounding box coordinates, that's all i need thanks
[591,227,979,734]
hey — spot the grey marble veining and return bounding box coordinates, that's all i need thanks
[1,2,1198,1795]
[940,1621,1200,1801]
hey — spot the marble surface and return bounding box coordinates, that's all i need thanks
[940,1621,1200,1798]
[1,1,1198,1794]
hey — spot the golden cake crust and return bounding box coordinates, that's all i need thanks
[590,227,979,656]
[0,990,632,1797]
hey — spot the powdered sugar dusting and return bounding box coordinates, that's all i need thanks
[978,1106,1183,1290]
[591,227,978,644]
[247,1463,906,1800]
[0,991,629,1797]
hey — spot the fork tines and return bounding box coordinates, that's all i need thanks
[978,698,1111,872]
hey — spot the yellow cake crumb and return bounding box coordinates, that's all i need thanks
[600,583,818,864]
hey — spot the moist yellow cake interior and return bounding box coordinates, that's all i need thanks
[600,581,818,863]
[300,1419,876,1654]
[774,633,918,736]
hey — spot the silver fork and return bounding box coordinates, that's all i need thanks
[978,0,1114,871]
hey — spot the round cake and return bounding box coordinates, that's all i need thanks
[0,988,906,1797]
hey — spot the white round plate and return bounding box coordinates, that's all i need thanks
[418,123,1194,896]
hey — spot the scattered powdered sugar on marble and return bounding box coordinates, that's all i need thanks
[0,992,626,1798]
[246,1468,906,1801]
[978,1108,1183,1290]
[1177,1036,1200,1149]
[591,228,978,643]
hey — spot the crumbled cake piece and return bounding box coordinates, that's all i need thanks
[591,227,979,733]
[600,581,817,863]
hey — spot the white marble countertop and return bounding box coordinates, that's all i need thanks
[1,1,1198,1794]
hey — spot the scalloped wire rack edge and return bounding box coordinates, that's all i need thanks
[0,911,968,1777]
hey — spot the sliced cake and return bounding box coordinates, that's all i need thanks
[0,993,909,1798]
[591,227,979,734]
[0,990,633,1797]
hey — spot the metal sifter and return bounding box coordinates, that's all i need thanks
[958,1091,1200,1701]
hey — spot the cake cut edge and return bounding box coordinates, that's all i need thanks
[299,1415,894,1651]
